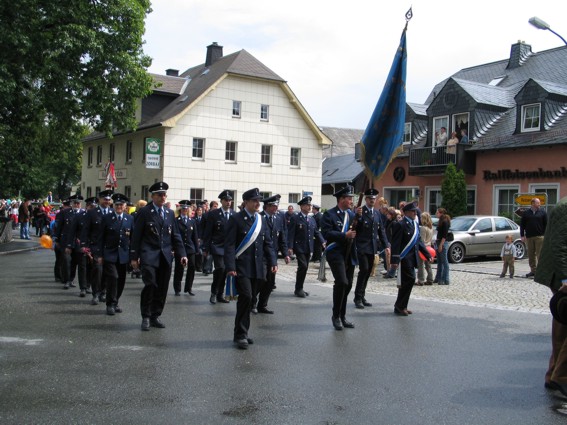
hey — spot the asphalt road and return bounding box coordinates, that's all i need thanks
[1,248,566,424]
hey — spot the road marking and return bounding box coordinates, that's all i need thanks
[0,337,43,346]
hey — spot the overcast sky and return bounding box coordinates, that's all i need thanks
[144,0,566,130]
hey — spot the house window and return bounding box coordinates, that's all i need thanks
[494,186,520,218]
[466,189,476,215]
[96,145,103,166]
[232,101,241,118]
[521,103,541,132]
[190,188,204,203]
[192,138,205,159]
[95,186,101,197]
[403,122,412,144]
[290,148,301,167]
[260,104,269,121]
[452,112,469,140]
[109,143,115,162]
[427,188,442,215]
[433,116,449,147]
[141,185,149,201]
[259,191,271,200]
[225,141,237,163]
[87,147,93,167]
[126,140,133,163]
[86,187,92,198]
[288,193,300,204]
[261,145,272,165]
[124,185,131,200]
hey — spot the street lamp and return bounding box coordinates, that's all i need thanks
[528,16,567,45]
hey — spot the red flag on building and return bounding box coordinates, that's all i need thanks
[104,161,118,188]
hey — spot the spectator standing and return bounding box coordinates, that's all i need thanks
[434,208,451,285]
[520,197,547,278]
[499,234,517,278]
[18,199,31,239]
[417,212,434,285]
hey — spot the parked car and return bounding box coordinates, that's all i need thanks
[438,215,526,263]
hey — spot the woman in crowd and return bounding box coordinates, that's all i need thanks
[417,212,434,285]
[434,208,451,285]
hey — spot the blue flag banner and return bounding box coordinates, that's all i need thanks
[360,27,408,181]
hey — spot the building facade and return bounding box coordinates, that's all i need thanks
[81,43,330,205]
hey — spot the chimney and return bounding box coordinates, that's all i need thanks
[165,69,179,77]
[507,40,532,69]
[205,42,223,67]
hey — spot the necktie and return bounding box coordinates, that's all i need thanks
[271,215,274,225]
[183,217,187,225]
[159,208,164,219]
[118,215,122,223]
[225,212,229,221]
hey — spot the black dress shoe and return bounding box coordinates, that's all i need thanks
[217,297,230,303]
[150,318,166,328]
[354,299,364,309]
[91,296,99,305]
[99,294,106,302]
[209,294,217,304]
[174,292,181,296]
[114,305,123,313]
[294,290,308,298]
[106,306,115,316]
[79,289,86,298]
[362,299,372,307]
[233,338,249,349]
[246,337,254,345]
[258,307,274,314]
[251,308,258,315]
[525,272,535,278]
[141,318,150,331]
[332,316,343,330]
[341,318,355,328]
[188,291,195,296]
[394,306,409,316]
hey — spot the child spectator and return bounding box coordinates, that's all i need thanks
[500,234,517,278]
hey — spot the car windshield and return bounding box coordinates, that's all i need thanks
[450,217,477,231]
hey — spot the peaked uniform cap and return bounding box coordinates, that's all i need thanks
[364,188,380,198]
[218,190,233,200]
[242,188,262,201]
[333,186,355,198]
[149,182,169,193]
[111,193,129,205]
[98,189,114,199]
[263,194,281,205]
[298,196,312,206]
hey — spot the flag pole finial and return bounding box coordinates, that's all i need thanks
[405,7,413,29]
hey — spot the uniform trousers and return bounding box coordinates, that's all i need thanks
[354,252,375,301]
[104,262,127,307]
[527,236,544,273]
[90,255,106,296]
[328,259,355,319]
[53,246,63,281]
[140,254,172,319]
[211,254,226,297]
[394,261,416,310]
[256,268,275,309]
[295,252,310,292]
[546,318,567,385]
[64,251,87,289]
[234,276,260,340]
[173,253,195,294]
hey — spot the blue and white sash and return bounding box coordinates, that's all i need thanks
[400,219,419,259]
[326,211,349,252]
[235,213,262,259]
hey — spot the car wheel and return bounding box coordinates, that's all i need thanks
[448,243,465,263]
[514,241,526,260]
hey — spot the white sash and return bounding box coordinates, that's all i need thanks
[236,213,262,259]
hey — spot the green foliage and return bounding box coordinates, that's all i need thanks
[440,163,467,217]
[0,0,154,197]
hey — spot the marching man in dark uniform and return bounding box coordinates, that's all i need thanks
[287,196,325,297]
[61,195,89,296]
[203,190,234,304]
[98,193,133,315]
[390,202,432,316]
[224,188,277,349]
[130,182,187,331]
[53,198,72,287]
[173,200,199,296]
[255,194,290,314]
[354,188,390,309]
[81,189,114,305]
[311,204,324,263]
[321,185,358,330]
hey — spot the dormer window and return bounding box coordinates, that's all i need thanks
[521,103,541,132]
[403,122,412,144]
[488,75,506,86]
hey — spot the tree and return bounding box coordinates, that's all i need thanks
[0,0,154,197]
[440,163,467,217]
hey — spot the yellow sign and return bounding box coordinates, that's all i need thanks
[514,193,547,206]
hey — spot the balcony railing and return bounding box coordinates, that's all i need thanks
[408,144,474,175]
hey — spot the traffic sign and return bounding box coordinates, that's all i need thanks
[514,207,528,218]
[514,193,547,206]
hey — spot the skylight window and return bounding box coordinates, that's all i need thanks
[488,75,506,86]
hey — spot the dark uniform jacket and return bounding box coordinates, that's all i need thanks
[321,206,358,265]
[129,203,186,267]
[355,205,389,255]
[53,207,72,244]
[80,206,113,256]
[99,212,134,264]
[260,210,288,257]
[62,209,87,251]
[203,208,234,256]
[288,212,324,254]
[175,215,199,255]
[390,217,430,268]
[224,211,276,279]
